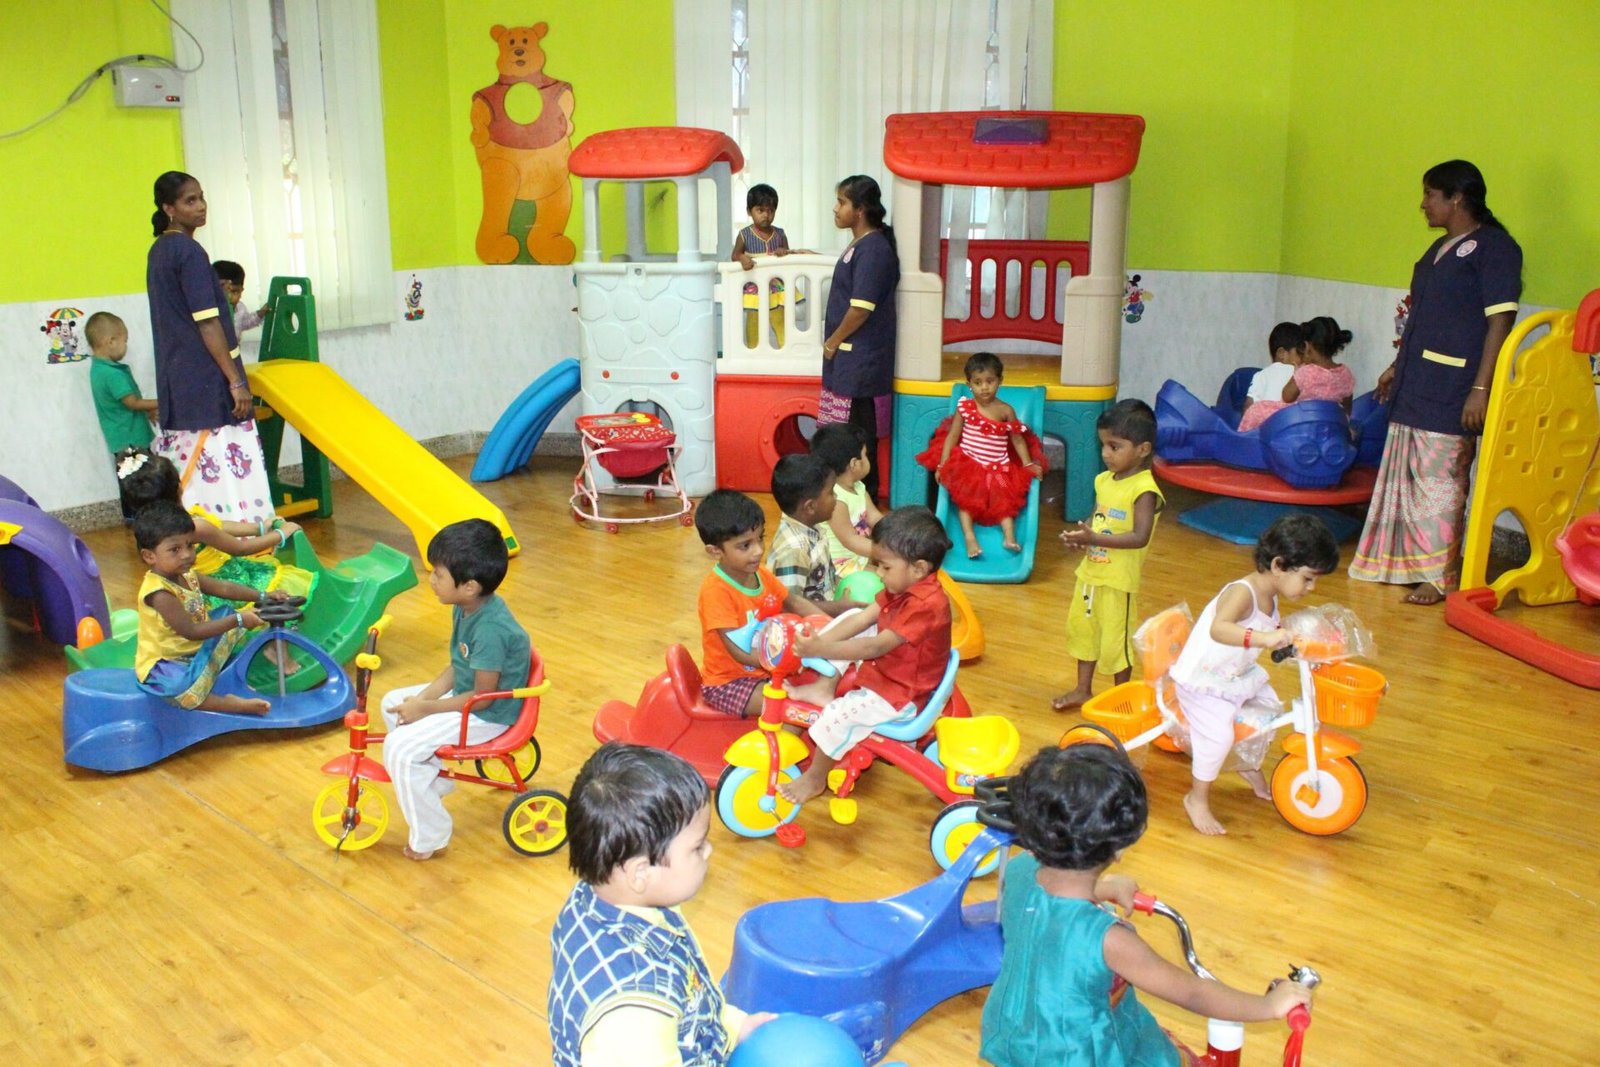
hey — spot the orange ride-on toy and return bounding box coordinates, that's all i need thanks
[1069,605,1386,836]
[312,619,569,856]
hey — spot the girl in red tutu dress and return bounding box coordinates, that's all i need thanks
[917,352,1046,558]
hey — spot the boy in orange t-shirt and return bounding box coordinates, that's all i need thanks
[694,490,830,716]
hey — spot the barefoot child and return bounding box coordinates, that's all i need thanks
[810,422,883,577]
[980,743,1313,1066]
[765,453,857,614]
[133,500,286,715]
[1055,400,1163,711]
[779,506,952,806]
[1239,321,1303,425]
[917,352,1046,558]
[1170,514,1340,835]
[548,743,774,1066]
[378,519,530,860]
[1238,316,1355,431]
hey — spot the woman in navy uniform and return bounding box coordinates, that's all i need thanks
[1350,161,1521,604]
[818,175,899,503]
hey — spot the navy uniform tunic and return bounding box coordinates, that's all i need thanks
[821,229,900,398]
[146,232,245,432]
[1389,226,1522,435]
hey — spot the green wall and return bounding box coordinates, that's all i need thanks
[0,1,185,302]
[5,1,1595,306]
[1049,2,1296,274]
[1278,0,1600,307]
[1048,0,1600,307]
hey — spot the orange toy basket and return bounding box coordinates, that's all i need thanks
[1310,662,1385,727]
[1080,681,1164,743]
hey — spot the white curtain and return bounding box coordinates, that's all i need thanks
[745,0,989,251]
[172,0,392,331]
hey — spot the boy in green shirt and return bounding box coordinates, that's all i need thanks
[86,312,158,518]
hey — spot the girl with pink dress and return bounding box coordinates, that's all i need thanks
[1236,316,1355,432]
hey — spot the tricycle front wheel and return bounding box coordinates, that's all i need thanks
[716,765,801,838]
[311,780,388,850]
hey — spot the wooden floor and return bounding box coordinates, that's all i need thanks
[2,457,1596,1065]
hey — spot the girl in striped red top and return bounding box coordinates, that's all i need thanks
[917,352,1047,559]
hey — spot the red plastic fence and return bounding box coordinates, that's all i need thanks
[938,239,1091,344]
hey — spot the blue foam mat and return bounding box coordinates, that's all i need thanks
[1176,497,1364,546]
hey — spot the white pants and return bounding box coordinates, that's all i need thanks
[809,687,914,760]
[1175,681,1282,783]
[380,684,507,852]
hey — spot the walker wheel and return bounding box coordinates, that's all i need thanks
[571,509,584,525]
[679,512,695,527]
[644,489,656,502]
[605,523,620,535]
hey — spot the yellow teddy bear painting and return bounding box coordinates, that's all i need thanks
[471,22,576,265]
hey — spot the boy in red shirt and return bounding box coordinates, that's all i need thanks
[695,490,834,716]
[779,506,953,805]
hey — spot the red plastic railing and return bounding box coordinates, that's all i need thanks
[938,239,1091,344]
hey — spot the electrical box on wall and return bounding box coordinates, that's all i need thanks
[112,66,184,109]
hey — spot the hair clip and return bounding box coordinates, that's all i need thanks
[116,452,151,480]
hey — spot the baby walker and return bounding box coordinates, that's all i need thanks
[715,609,1020,872]
[311,618,569,857]
[1071,605,1386,836]
[569,412,693,533]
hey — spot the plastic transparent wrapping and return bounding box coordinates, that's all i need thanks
[1158,694,1280,772]
[1132,603,1193,680]
[1281,605,1374,663]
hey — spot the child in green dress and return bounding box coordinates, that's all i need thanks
[980,744,1311,1066]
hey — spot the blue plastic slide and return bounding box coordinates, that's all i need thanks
[935,384,1046,585]
[471,358,582,482]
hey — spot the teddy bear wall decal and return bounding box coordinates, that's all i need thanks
[470,22,576,265]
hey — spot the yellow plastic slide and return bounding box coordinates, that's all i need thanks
[247,360,519,559]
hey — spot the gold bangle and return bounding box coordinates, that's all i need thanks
[1471,385,1488,392]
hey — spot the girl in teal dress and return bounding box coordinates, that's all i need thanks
[980,745,1311,1066]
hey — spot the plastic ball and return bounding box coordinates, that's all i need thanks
[834,570,884,604]
[729,1014,864,1067]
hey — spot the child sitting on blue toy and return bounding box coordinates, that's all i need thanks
[810,422,883,578]
[133,499,288,715]
[1171,513,1340,835]
[980,743,1312,1066]
[1055,400,1163,712]
[780,506,953,806]
[548,742,774,1067]
[1239,321,1304,427]
[916,352,1047,560]
[695,489,842,717]
[1238,317,1355,432]
[379,518,530,861]
[118,447,312,612]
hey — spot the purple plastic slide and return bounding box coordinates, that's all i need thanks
[0,477,110,647]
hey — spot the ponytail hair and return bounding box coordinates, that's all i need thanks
[836,174,895,253]
[1422,160,1509,236]
[151,170,196,237]
[1300,316,1352,357]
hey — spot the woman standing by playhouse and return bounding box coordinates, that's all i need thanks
[146,171,275,525]
[818,175,900,503]
[1350,161,1522,605]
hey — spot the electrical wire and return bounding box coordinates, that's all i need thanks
[0,0,204,141]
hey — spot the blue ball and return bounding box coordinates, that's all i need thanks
[729,1014,865,1067]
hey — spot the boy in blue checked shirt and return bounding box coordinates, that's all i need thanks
[548,744,774,1066]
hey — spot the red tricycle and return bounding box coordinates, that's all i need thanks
[311,618,569,857]
[596,600,1020,872]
